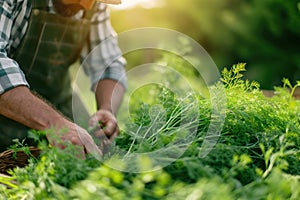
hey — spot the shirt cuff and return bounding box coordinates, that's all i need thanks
[90,59,127,91]
[0,66,29,95]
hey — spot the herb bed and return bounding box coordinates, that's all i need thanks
[1,64,299,200]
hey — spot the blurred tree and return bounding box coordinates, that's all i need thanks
[111,0,300,89]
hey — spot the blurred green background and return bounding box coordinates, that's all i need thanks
[110,0,300,90]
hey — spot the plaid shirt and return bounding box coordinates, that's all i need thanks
[0,0,126,94]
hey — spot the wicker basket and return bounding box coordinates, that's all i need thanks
[0,147,41,175]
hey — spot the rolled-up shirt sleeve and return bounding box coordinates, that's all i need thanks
[0,53,29,94]
[0,1,29,95]
[80,3,127,91]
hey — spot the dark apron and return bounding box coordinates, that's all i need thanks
[0,0,93,151]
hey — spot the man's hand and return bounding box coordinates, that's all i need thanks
[88,109,119,141]
[46,120,103,159]
[90,79,125,154]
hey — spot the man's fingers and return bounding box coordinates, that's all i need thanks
[103,120,117,137]
[48,134,86,159]
[88,113,103,127]
[70,135,81,145]
[109,127,119,141]
[93,121,118,140]
[93,126,106,138]
[84,142,103,158]
[76,128,103,159]
[88,111,118,139]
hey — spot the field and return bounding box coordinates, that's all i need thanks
[0,64,299,200]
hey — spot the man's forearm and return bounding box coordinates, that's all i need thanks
[0,86,68,131]
[94,79,125,115]
[0,86,103,157]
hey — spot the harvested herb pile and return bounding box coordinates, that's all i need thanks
[0,64,299,200]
